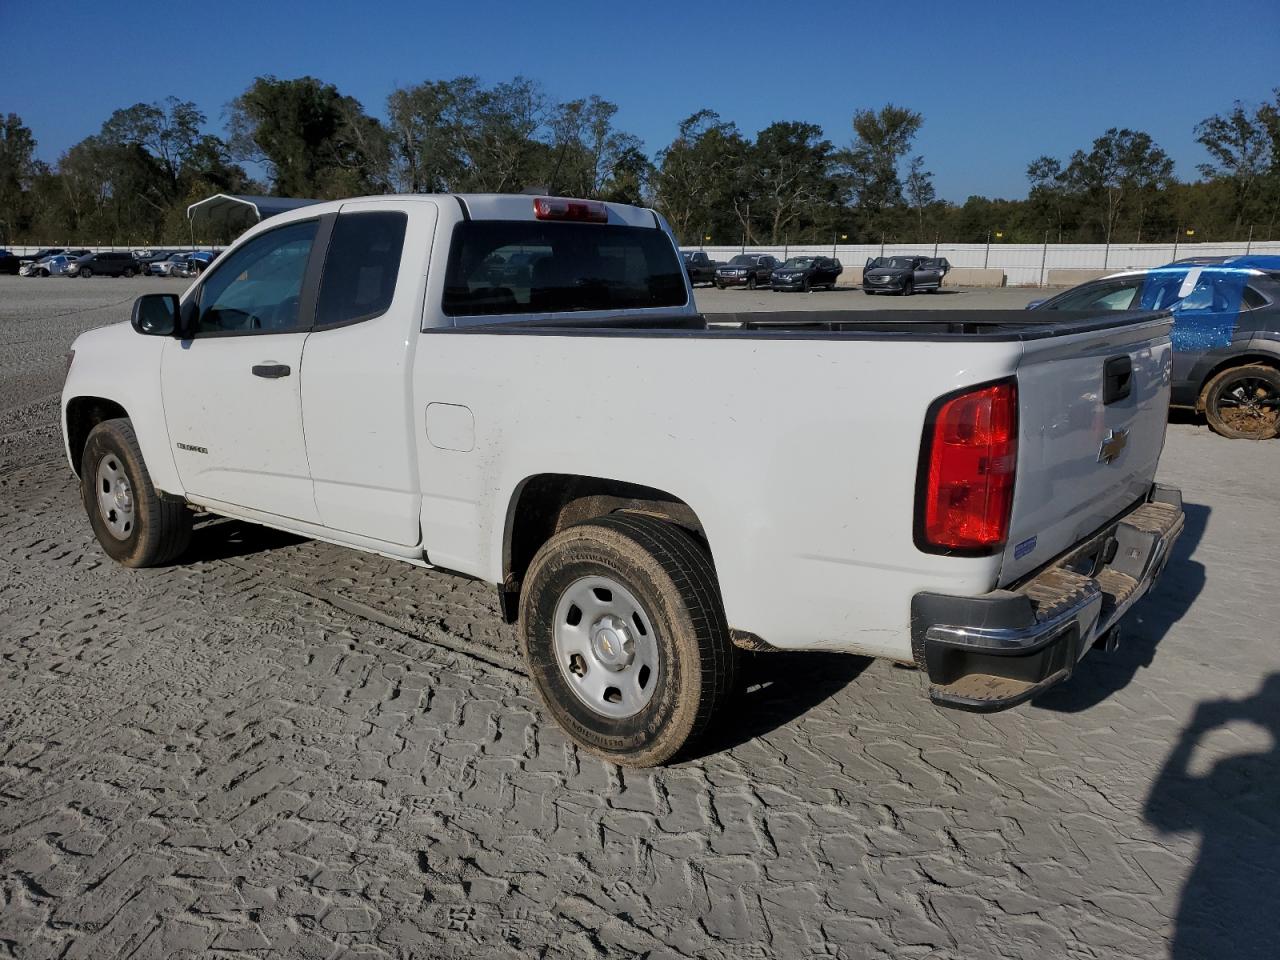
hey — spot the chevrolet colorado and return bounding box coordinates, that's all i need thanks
[62,194,1184,766]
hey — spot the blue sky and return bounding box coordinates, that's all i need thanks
[4,0,1277,201]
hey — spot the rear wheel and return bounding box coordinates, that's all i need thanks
[1202,364,1280,440]
[81,418,191,567]
[747,276,756,290]
[80,267,93,278]
[518,514,736,767]
[123,266,136,278]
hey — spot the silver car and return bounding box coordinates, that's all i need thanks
[19,254,77,277]
[148,252,193,277]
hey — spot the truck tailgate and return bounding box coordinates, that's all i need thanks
[999,312,1173,585]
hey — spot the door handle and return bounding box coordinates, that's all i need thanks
[1103,355,1132,404]
[251,363,291,379]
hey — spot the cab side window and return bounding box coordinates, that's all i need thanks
[196,220,319,335]
[315,211,408,329]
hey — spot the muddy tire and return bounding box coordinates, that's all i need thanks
[81,418,191,567]
[518,514,736,767]
[1201,364,1280,440]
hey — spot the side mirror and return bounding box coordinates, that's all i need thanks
[131,293,179,336]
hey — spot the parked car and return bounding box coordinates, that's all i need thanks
[0,249,20,275]
[146,252,196,277]
[713,254,779,290]
[20,254,79,277]
[680,250,721,286]
[68,252,142,278]
[62,192,1183,766]
[1028,256,1280,439]
[170,250,218,278]
[770,256,842,291]
[137,250,180,274]
[862,256,951,295]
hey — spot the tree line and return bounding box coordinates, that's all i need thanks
[1,76,1277,247]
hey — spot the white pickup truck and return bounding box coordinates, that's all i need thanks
[62,194,1184,765]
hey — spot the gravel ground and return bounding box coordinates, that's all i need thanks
[2,276,1278,960]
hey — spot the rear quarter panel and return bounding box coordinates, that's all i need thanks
[412,331,1023,660]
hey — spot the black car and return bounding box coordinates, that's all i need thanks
[681,250,722,287]
[0,249,20,275]
[713,253,779,289]
[770,256,842,292]
[70,251,142,278]
[1029,256,1280,439]
[861,255,950,295]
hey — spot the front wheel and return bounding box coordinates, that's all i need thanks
[81,418,192,566]
[37,268,49,278]
[901,279,914,296]
[518,514,736,767]
[1202,364,1280,440]
[747,276,756,290]
[123,267,136,278]
[80,267,93,278]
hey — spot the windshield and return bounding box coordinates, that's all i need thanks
[781,258,813,269]
[728,255,757,265]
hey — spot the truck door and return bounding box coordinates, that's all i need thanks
[160,218,323,523]
[299,200,435,547]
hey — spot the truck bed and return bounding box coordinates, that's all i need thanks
[440,309,1170,341]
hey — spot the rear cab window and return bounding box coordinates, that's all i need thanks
[442,221,687,317]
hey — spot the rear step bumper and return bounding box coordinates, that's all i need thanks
[910,483,1184,713]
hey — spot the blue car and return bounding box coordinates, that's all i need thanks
[1030,256,1280,439]
[172,250,219,278]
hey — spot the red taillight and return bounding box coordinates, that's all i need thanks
[918,380,1018,553]
[532,196,609,223]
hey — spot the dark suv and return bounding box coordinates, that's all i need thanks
[862,256,950,295]
[770,256,843,292]
[714,253,779,289]
[70,252,141,278]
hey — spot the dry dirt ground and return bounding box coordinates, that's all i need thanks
[2,277,1278,960]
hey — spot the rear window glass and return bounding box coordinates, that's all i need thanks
[316,211,407,328]
[442,221,686,317]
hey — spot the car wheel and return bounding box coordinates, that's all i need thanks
[1201,364,1280,440]
[901,278,914,296]
[37,268,49,278]
[518,514,737,767]
[747,276,757,290]
[802,277,810,293]
[123,267,136,278]
[81,418,192,567]
[80,267,93,278]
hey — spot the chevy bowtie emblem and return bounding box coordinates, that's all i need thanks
[1098,428,1129,464]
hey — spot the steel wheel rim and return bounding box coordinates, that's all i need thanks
[1217,376,1280,433]
[95,454,135,540]
[552,575,660,719]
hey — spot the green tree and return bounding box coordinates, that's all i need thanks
[0,113,38,242]
[1195,98,1274,233]
[752,121,838,243]
[845,104,924,237]
[1063,128,1171,244]
[904,155,935,241]
[654,110,749,243]
[229,75,390,198]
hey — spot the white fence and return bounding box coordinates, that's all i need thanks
[10,239,1279,287]
[695,240,1280,286]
